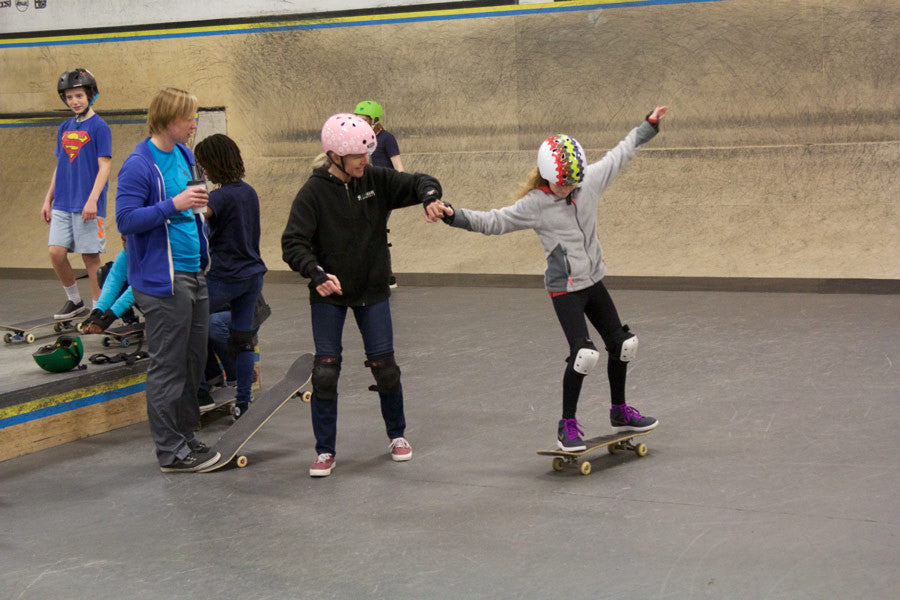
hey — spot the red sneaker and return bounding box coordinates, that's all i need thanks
[309,453,335,477]
[389,437,412,462]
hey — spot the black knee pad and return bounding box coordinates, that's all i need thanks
[312,355,341,400]
[227,329,255,356]
[605,324,638,362]
[365,353,401,393]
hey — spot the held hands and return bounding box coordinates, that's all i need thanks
[424,200,454,223]
[172,184,209,212]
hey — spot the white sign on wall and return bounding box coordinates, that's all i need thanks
[0,0,473,35]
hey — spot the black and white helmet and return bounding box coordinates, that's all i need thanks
[57,68,99,105]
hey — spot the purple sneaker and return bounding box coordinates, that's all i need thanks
[557,418,586,451]
[610,404,658,432]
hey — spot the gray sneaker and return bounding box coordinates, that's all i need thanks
[557,418,586,451]
[610,404,658,432]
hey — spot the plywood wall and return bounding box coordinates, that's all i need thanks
[1,0,897,279]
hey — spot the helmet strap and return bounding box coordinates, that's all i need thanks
[326,152,353,181]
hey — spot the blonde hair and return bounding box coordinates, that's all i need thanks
[311,152,330,169]
[515,167,549,200]
[147,88,198,135]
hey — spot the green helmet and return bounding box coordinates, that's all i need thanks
[33,335,84,373]
[353,100,383,122]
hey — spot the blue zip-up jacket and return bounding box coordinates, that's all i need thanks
[115,138,209,297]
[95,249,135,317]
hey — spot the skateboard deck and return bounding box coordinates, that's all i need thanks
[199,353,313,472]
[1,316,79,344]
[537,428,655,475]
[101,324,145,348]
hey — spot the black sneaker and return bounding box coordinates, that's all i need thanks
[233,401,249,420]
[557,418,587,451]
[159,449,220,472]
[197,388,215,411]
[389,275,398,289]
[54,299,87,320]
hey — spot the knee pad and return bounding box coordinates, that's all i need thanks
[226,329,255,356]
[312,355,341,400]
[365,353,401,393]
[570,340,601,375]
[606,324,638,362]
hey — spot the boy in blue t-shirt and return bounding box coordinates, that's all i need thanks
[41,69,112,319]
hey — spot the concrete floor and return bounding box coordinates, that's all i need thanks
[1,279,898,599]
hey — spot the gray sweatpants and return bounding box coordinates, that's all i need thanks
[134,271,209,466]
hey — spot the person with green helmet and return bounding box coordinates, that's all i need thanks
[432,107,668,453]
[354,100,404,287]
[353,100,404,172]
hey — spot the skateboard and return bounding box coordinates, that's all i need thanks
[101,324,145,348]
[537,429,655,476]
[1,316,79,344]
[199,353,314,472]
[199,389,238,418]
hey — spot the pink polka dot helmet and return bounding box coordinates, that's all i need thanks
[321,113,377,156]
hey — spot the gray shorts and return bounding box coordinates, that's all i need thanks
[48,209,106,254]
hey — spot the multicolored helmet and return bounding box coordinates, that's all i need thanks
[32,335,84,373]
[537,135,586,186]
[353,100,383,122]
[57,68,99,105]
[321,113,377,156]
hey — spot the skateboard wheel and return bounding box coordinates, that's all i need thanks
[3,333,11,344]
[121,338,131,347]
[102,337,111,347]
[25,334,36,344]
[551,457,565,472]
[232,405,242,418]
[236,455,248,468]
[76,322,84,333]
[301,391,312,403]
[635,443,648,457]
[54,323,62,333]
[608,443,622,455]
[579,461,592,476]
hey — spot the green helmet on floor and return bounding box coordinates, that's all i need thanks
[353,100,383,122]
[33,335,84,373]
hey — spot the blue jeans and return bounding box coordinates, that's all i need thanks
[207,273,263,404]
[310,299,405,456]
[203,310,237,386]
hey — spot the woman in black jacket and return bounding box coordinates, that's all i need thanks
[282,113,443,477]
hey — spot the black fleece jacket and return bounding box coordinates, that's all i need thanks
[282,165,441,306]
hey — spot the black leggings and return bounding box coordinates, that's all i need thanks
[551,280,627,419]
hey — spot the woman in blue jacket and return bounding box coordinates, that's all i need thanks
[115,88,218,473]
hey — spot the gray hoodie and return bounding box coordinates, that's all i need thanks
[449,119,658,293]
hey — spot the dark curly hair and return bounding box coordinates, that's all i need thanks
[194,133,245,185]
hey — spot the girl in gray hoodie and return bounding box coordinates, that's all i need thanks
[437,107,667,451]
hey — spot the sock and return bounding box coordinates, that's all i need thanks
[64,283,81,303]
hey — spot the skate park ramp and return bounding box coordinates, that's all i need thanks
[0,0,897,285]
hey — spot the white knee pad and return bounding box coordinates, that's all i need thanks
[572,347,601,375]
[619,334,638,362]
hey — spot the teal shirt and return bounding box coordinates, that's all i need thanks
[147,140,200,272]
